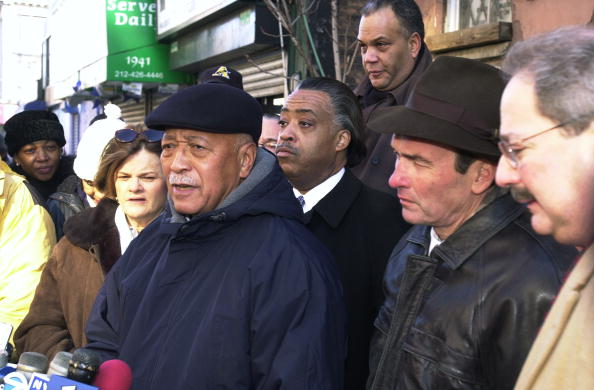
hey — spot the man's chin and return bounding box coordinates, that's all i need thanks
[369,78,389,91]
[172,199,202,216]
[529,211,555,237]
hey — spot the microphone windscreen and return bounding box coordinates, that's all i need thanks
[68,348,101,384]
[0,351,8,368]
[47,351,72,377]
[92,359,132,390]
[5,343,13,361]
[16,351,48,379]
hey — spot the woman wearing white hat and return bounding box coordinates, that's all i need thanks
[47,104,125,239]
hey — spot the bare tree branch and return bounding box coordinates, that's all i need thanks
[344,41,360,83]
[262,0,361,82]
[263,0,319,77]
[331,0,341,81]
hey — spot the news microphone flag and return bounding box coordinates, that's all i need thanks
[0,363,16,380]
[27,373,49,390]
[3,371,28,390]
[46,375,98,390]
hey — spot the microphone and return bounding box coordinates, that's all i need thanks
[67,348,101,384]
[46,351,72,377]
[92,359,133,390]
[16,352,48,381]
[5,342,14,361]
[0,322,13,353]
[0,349,8,368]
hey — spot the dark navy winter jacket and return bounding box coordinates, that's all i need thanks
[85,150,347,389]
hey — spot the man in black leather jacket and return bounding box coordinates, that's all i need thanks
[364,56,577,390]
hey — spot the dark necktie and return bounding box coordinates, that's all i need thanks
[297,195,305,208]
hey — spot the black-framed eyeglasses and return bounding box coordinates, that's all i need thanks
[115,128,164,143]
[497,119,575,169]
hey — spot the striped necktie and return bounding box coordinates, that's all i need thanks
[297,195,305,208]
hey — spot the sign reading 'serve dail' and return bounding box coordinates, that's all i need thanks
[105,0,192,84]
[107,0,156,27]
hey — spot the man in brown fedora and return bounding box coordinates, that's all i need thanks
[364,56,576,390]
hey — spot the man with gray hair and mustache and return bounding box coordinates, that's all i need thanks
[495,24,594,390]
[83,83,347,389]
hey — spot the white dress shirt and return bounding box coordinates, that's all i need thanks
[293,168,345,214]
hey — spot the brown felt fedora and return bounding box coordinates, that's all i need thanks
[367,56,506,156]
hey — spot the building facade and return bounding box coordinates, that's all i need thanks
[0,0,47,126]
[3,0,591,152]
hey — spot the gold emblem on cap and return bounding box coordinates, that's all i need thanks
[212,66,231,79]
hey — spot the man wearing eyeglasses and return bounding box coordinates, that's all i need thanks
[364,56,576,390]
[495,25,594,390]
[258,113,281,153]
[83,83,347,389]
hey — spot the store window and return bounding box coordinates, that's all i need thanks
[445,0,512,32]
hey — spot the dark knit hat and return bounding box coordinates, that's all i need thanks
[198,65,244,90]
[4,110,66,156]
[145,83,262,142]
[367,56,506,157]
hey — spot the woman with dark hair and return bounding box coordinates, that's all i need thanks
[14,129,167,360]
[3,110,75,201]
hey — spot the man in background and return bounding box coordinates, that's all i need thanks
[259,113,281,153]
[353,0,432,193]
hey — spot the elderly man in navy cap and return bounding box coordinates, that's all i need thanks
[84,83,347,389]
[365,56,576,390]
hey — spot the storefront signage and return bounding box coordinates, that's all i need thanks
[106,0,193,84]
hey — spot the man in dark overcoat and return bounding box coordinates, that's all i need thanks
[276,77,410,390]
[84,83,347,389]
[353,0,432,194]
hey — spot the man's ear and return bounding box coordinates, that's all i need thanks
[335,130,351,152]
[239,142,257,179]
[471,160,496,195]
[408,32,422,60]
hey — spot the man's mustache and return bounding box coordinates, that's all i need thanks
[510,187,536,204]
[169,174,197,186]
[275,142,298,154]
